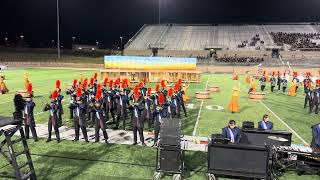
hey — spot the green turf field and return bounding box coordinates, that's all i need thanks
[0,68,319,179]
[0,51,103,64]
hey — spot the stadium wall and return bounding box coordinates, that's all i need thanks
[216,50,269,58]
[281,51,320,60]
[123,49,152,56]
[198,66,319,75]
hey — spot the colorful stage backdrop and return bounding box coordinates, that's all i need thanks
[104,56,197,70]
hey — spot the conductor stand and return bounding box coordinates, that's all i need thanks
[154,118,184,180]
[0,95,37,180]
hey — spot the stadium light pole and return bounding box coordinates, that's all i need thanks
[51,40,55,48]
[56,0,61,59]
[120,36,123,55]
[4,38,8,46]
[120,37,123,49]
[158,0,161,24]
[72,36,75,44]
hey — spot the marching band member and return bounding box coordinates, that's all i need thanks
[258,114,273,130]
[151,84,160,124]
[259,71,267,92]
[172,84,182,118]
[44,90,61,143]
[288,78,297,97]
[142,87,153,131]
[310,80,320,114]
[179,79,188,117]
[277,71,282,91]
[305,81,313,112]
[103,80,116,123]
[270,71,276,92]
[160,80,168,98]
[282,73,288,93]
[93,73,98,92]
[292,71,299,92]
[55,80,64,127]
[140,78,147,97]
[0,75,9,94]
[311,123,320,148]
[93,84,108,143]
[165,88,174,119]
[66,79,78,119]
[87,77,96,127]
[129,86,146,146]
[115,80,129,130]
[71,87,89,142]
[229,86,240,113]
[222,120,241,143]
[23,83,38,141]
[152,93,165,147]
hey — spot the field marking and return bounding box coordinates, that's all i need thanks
[192,77,209,136]
[206,105,224,111]
[259,101,308,145]
[238,80,308,144]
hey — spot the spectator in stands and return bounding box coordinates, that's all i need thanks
[270,32,320,49]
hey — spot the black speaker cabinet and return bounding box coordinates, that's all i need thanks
[159,148,183,172]
[208,143,269,179]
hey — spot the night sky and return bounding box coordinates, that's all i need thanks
[1,0,320,48]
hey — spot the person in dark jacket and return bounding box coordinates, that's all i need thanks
[270,71,276,92]
[311,123,320,148]
[258,114,273,130]
[93,85,108,143]
[310,82,320,114]
[44,90,61,143]
[71,88,89,142]
[152,93,165,147]
[222,120,241,143]
[142,87,153,131]
[115,82,129,130]
[66,79,78,119]
[277,71,282,91]
[23,89,38,141]
[130,86,146,146]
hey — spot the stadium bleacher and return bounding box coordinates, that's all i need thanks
[125,23,319,51]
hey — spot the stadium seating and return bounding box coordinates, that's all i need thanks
[125,24,318,52]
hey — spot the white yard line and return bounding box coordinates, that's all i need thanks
[259,101,308,145]
[192,78,209,136]
[238,80,308,144]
